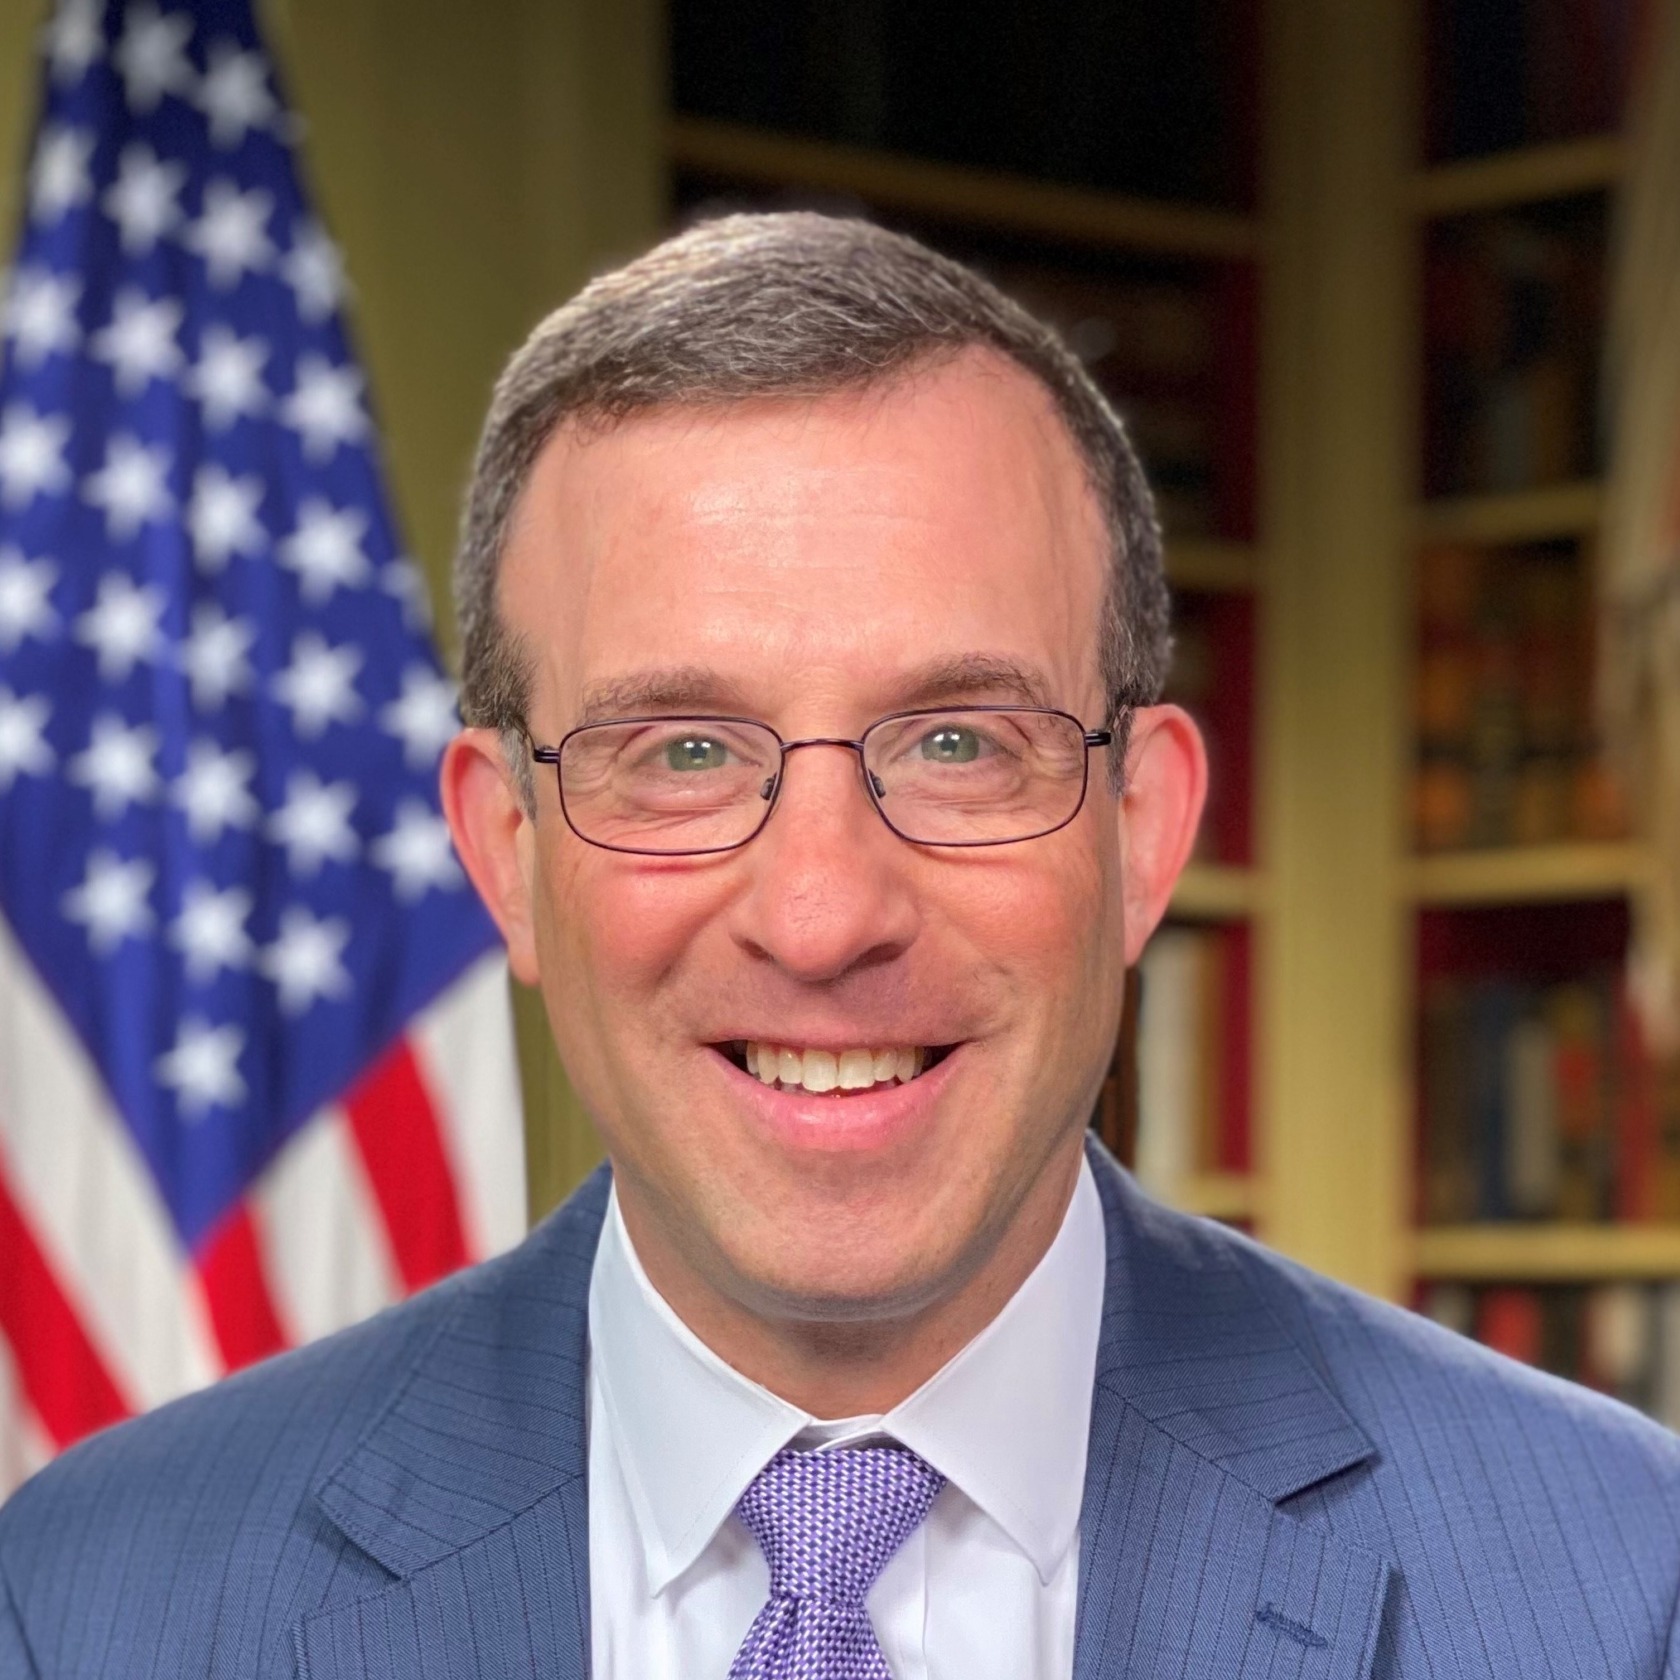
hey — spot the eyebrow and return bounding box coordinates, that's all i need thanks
[572,654,1059,729]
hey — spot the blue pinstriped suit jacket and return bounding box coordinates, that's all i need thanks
[5,1138,1680,1678]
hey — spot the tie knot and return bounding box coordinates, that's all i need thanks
[735,1444,945,1607]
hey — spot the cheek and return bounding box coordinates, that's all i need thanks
[952,835,1116,986]
[537,837,731,1007]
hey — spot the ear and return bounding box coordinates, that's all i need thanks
[439,728,541,986]
[1116,704,1209,968]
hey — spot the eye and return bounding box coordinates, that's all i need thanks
[919,725,984,764]
[664,734,729,771]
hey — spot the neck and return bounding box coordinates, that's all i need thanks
[618,1142,1085,1418]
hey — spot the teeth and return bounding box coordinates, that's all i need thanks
[802,1049,838,1093]
[741,1040,936,1094]
[838,1049,876,1089]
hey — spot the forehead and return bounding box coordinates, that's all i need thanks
[498,348,1111,729]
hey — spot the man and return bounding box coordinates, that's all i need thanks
[3,212,1679,1679]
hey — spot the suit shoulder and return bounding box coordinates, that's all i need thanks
[0,1252,483,1664]
[1213,1213,1680,1492]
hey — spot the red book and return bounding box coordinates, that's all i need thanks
[1614,981,1657,1221]
[1477,1288,1544,1366]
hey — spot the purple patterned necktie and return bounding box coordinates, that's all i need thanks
[728,1443,946,1679]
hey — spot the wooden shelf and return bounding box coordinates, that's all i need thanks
[1166,539,1257,594]
[1173,1172,1257,1222]
[1171,863,1266,920]
[1416,1224,1680,1281]
[1409,135,1627,218]
[1405,842,1648,906]
[1416,480,1603,546]
[668,116,1260,261]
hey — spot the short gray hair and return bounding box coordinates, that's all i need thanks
[454,211,1171,787]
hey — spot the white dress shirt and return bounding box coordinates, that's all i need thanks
[586,1156,1106,1679]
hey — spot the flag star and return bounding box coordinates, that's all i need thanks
[0,547,60,652]
[0,686,54,791]
[198,39,276,148]
[62,848,154,955]
[380,665,459,769]
[185,179,275,289]
[266,768,358,875]
[271,632,363,737]
[90,288,184,395]
[82,433,173,540]
[186,323,268,429]
[0,403,72,508]
[29,124,94,221]
[260,905,351,1015]
[278,355,367,461]
[101,143,185,255]
[168,880,254,982]
[371,800,462,901]
[73,571,167,680]
[68,713,161,818]
[178,601,255,709]
[45,0,104,84]
[172,737,259,841]
[280,220,346,322]
[277,499,369,603]
[114,1,193,113]
[381,559,433,630]
[187,462,263,571]
[3,266,81,368]
[155,1018,247,1119]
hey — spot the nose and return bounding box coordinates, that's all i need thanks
[730,739,920,984]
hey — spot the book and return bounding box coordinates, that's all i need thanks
[1130,922,1250,1204]
[1412,540,1628,851]
[1416,970,1648,1224]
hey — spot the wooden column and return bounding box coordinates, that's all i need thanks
[1256,0,1417,1298]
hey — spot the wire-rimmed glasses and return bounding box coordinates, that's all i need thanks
[526,706,1114,856]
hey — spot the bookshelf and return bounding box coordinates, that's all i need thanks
[1380,0,1680,1415]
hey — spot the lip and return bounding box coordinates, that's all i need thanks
[704,1040,964,1157]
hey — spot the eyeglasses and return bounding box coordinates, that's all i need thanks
[527,706,1114,857]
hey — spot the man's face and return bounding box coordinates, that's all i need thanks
[455,349,1201,1329]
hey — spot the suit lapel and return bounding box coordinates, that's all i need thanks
[1073,1146,1393,1679]
[295,1167,609,1680]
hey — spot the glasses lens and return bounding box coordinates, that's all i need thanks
[559,718,781,853]
[863,709,1090,844]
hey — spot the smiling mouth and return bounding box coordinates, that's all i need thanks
[715,1040,957,1095]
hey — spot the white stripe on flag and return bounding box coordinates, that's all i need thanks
[0,912,219,1408]
[407,954,528,1257]
[0,1331,52,1498]
[253,1106,400,1344]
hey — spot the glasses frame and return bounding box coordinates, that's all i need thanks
[526,705,1116,858]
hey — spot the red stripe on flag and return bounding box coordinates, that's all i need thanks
[196,1203,290,1372]
[0,1156,131,1448]
[344,1038,469,1292]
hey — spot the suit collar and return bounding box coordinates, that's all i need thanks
[1082,1138,1375,1503]
[311,1164,609,1581]
[1071,1140,1392,1678]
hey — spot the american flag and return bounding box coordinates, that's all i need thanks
[0,0,525,1496]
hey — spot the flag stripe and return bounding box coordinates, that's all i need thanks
[196,1204,290,1372]
[0,913,220,1408]
[251,1105,399,1344]
[407,955,528,1257]
[0,1330,53,1495]
[344,1040,470,1292]
[0,1152,131,1448]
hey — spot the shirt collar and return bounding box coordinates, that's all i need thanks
[587,1154,1105,1594]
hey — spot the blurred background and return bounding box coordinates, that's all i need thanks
[5,0,1680,1440]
